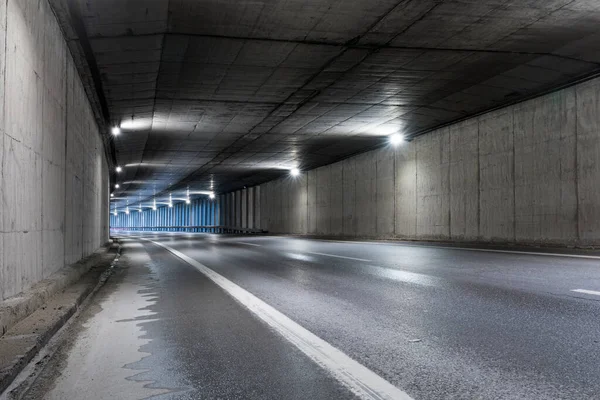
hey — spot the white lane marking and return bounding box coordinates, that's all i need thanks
[306,251,371,262]
[237,242,262,247]
[433,247,600,260]
[571,289,600,296]
[144,239,412,400]
[271,237,600,260]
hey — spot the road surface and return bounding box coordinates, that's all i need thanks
[22,233,600,399]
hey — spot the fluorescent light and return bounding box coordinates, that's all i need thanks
[116,166,122,173]
[120,118,152,131]
[111,127,121,136]
[291,168,300,177]
[390,133,404,147]
[189,190,215,195]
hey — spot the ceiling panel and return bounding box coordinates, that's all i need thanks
[47,0,600,210]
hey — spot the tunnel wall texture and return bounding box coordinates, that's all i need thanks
[217,187,260,230]
[230,76,600,247]
[0,0,110,300]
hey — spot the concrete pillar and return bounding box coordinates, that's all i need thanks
[255,186,261,230]
[217,195,222,226]
[236,191,240,228]
[241,189,248,228]
[248,187,255,229]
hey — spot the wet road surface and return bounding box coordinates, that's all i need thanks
[23,233,600,399]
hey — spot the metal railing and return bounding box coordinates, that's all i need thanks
[110,225,266,234]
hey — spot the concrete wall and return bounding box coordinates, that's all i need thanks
[231,76,600,247]
[0,0,109,300]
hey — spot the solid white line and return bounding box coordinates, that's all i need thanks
[306,251,371,262]
[438,247,600,260]
[144,239,411,400]
[571,289,600,296]
[274,237,600,260]
[237,242,262,247]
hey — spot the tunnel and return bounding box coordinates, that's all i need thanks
[1,1,600,399]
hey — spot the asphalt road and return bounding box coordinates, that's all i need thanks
[24,233,600,399]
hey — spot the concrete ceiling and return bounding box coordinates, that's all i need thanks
[51,0,600,209]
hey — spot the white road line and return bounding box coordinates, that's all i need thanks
[274,237,600,260]
[436,247,600,260]
[237,242,262,247]
[306,251,371,262]
[571,289,600,296]
[144,239,412,400]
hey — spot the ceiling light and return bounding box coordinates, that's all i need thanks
[111,126,121,136]
[113,210,117,216]
[115,184,120,189]
[110,193,114,197]
[120,118,152,131]
[125,207,129,215]
[209,192,215,200]
[116,166,122,173]
[390,133,404,147]
[290,168,300,177]
[186,198,191,204]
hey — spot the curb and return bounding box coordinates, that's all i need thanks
[0,242,116,337]
[0,241,122,396]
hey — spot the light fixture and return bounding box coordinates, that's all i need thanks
[116,166,122,173]
[115,184,120,189]
[110,193,114,197]
[111,126,121,136]
[290,168,300,177]
[125,207,129,215]
[120,118,152,131]
[186,188,191,204]
[168,193,173,208]
[113,209,117,216]
[390,133,404,147]
[209,192,215,200]
[152,190,157,211]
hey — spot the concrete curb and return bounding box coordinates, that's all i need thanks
[0,241,121,395]
[0,241,115,336]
